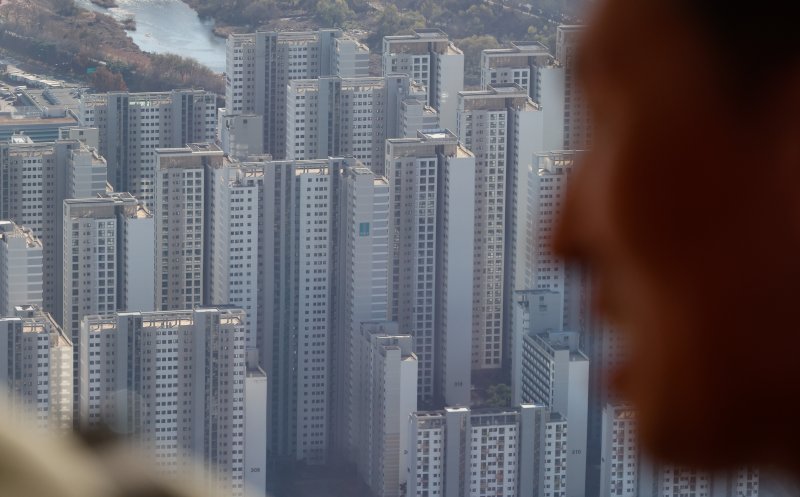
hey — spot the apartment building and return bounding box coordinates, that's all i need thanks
[0,134,107,319]
[383,29,464,131]
[286,74,437,174]
[225,29,369,159]
[0,221,43,315]
[79,308,265,496]
[331,166,391,459]
[408,405,565,497]
[154,144,222,311]
[385,130,475,406]
[601,404,760,497]
[514,289,589,497]
[79,90,217,209]
[0,305,72,432]
[354,323,417,497]
[261,157,389,464]
[456,85,543,372]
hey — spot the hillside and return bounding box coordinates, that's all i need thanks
[0,0,223,92]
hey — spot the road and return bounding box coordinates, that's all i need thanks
[482,0,578,26]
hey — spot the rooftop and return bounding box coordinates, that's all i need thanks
[0,220,42,248]
[460,84,538,111]
[157,143,224,168]
[81,89,213,106]
[247,365,268,378]
[385,28,450,42]
[418,128,458,142]
[9,134,33,144]
[0,114,78,126]
[456,144,474,158]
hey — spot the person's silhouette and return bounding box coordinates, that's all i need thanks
[555,0,800,473]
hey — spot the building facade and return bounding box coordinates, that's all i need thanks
[62,192,153,338]
[79,308,265,496]
[155,144,222,311]
[79,90,217,209]
[331,166,391,459]
[600,404,760,497]
[456,85,543,372]
[207,158,263,350]
[408,404,565,497]
[0,305,72,432]
[554,26,590,150]
[354,323,417,497]
[286,76,388,171]
[225,29,369,159]
[0,221,43,315]
[261,157,389,464]
[0,134,107,319]
[385,130,475,406]
[515,289,589,497]
[63,192,153,413]
[382,29,464,132]
[286,74,435,174]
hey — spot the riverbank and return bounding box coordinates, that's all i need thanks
[90,0,118,7]
[121,15,135,30]
[0,0,223,93]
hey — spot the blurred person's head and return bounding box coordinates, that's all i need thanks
[556,0,800,471]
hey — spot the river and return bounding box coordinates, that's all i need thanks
[74,0,227,73]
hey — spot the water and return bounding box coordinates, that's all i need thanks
[75,0,227,73]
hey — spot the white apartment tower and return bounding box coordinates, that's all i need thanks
[331,166,391,459]
[601,405,760,497]
[155,144,222,311]
[480,41,551,99]
[286,74,436,175]
[245,360,269,497]
[555,25,590,150]
[519,405,570,497]
[456,85,543,372]
[529,152,588,331]
[407,405,562,497]
[0,305,72,432]
[62,192,154,339]
[354,323,417,497]
[68,142,108,198]
[63,192,154,415]
[79,90,217,209]
[382,29,464,132]
[0,135,107,320]
[480,43,566,156]
[262,159,335,464]
[219,113,264,161]
[530,151,616,492]
[385,130,476,406]
[0,221,43,315]
[387,77,439,141]
[262,157,385,464]
[79,308,265,497]
[286,76,387,171]
[511,289,563,406]
[599,403,638,497]
[515,290,589,497]
[207,158,264,350]
[225,29,370,159]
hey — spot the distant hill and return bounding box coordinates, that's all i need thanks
[0,0,223,92]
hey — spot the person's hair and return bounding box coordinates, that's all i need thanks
[681,2,800,75]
